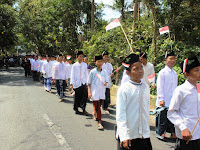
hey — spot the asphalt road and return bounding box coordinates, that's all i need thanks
[0,67,175,150]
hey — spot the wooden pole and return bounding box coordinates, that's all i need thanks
[186,115,200,144]
[169,31,173,50]
[120,25,133,53]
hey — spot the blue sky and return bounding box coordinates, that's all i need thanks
[96,0,132,21]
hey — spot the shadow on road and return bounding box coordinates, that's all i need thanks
[0,67,44,87]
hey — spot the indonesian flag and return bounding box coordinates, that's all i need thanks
[105,18,121,31]
[197,83,200,101]
[148,73,155,83]
[67,55,71,59]
[159,26,169,35]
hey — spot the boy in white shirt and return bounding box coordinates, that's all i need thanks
[139,52,155,88]
[156,50,178,140]
[53,54,68,101]
[168,56,200,150]
[102,51,113,114]
[116,54,152,150]
[70,51,89,115]
[42,55,53,92]
[88,55,108,130]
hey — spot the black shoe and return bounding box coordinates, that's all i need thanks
[75,110,82,115]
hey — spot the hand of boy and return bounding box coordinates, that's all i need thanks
[103,82,107,86]
[120,139,131,149]
[160,100,165,107]
[88,92,92,99]
[181,128,192,141]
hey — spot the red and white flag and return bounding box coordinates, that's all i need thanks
[197,83,200,101]
[67,55,71,60]
[148,73,155,83]
[159,26,169,35]
[105,18,121,31]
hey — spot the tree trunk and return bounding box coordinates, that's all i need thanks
[150,4,157,65]
[91,0,95,32]
[131,1,138,45]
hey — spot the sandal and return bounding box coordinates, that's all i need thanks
[98,124,104,130]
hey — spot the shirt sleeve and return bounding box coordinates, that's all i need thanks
[157,71,165,102]
[52,64,57,79]
[70,64,75,85]
[167,88,187,131]
[42,63,45,74]
[65,65,68,80]
[150,65,155,85]
[116,87,131,142]
[87,71,92,85]
[105,70,109,83]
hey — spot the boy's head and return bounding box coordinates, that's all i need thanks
[76,51,84,62]
[180,56,200,82]
[84,56,88,64]
[165,50,176,68]
[46,55,50,61]
[139,52,147,65]
[102,51,109,62]
[122,54,144,83]
[58,54,63,62]
[95,55,103,68]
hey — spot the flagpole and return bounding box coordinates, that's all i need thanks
[168,31,173,50]
[120,25,133,53]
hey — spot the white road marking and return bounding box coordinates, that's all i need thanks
[43,114,72,150]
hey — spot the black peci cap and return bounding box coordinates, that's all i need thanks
[94,55,103,62]
[180,56,200,73]
[122,54,140,70]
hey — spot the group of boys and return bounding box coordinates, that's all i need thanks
[22,51,114,130]
[116,51,200,150]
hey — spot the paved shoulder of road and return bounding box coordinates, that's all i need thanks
[0,67,175,150]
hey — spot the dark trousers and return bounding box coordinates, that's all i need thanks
[93,100,103,121]
[175,138,200,150]
[73,84,88,112]
[156,107,175,136]
[24,68,30,77]
[103,88,110,110]
[56,80,66,98]
[117,138,152,150]
[32,71,39,81]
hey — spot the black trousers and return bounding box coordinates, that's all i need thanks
[32,71,39,81]
[24,68,30,77]
[103,88,110,110]
[73,84,88,112]
[117,138,152,150]
[175,138,200,150]
[56,80,66,98]
[156,107,175,135]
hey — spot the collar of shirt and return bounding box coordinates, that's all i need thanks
[95,68,102,72]
[165,65,174,72]
[185,80,197,90]
[129,79,142,85]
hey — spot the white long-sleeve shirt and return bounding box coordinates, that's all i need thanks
[121,70,130,85]
[143,62,155,86]
[156,66,178,107]
[66,63,72,79]
[42,61,53,78]
[53,62,68,80]
[31,60,39,71]
[70,61,88,89]
[87,68,108,101]
[102,62,113,88]
[116,80,150,142]
[167,81,200,140]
